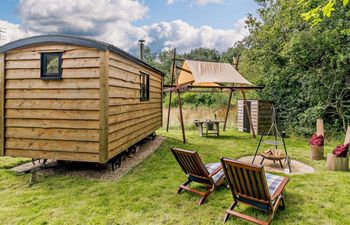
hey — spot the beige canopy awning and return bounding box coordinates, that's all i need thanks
[177,60,253,86]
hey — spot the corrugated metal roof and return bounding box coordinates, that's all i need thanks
[0,34,164,75]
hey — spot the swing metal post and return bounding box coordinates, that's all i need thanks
[252,132,265,164]
[241,90,256,138]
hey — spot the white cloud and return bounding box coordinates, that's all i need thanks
[2,0,248,53]
[0,20,34,45]
[18,0,148,36]
[143,18,248,53]
[166,0,224,6]
[166,0,176,5]
[99,22,149,50]
[195,0,224,5]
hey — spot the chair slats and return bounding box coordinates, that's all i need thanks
[235,167,247,196]
[248,170,259,199]
[222,158,270,202]
[185,154,201,175]
[183,155,198,175]
[255,171,268,200]
[221,157,289,224]
[230,166,242,193]
[178,154,192,174]
[252,171,263,199]
[242,169,254,197]
[171,147,225,205]
[188,155,201,175]
[171,147,209,178]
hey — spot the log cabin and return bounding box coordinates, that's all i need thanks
[0,35,164,163]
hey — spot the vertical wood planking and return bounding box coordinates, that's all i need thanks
[99,50,109,163]
[241,90,256,138]
[0,54,4,156]
[161,74,163,127]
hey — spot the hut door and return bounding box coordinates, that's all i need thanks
[243,101,251,133]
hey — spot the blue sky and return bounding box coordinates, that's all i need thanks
[0,0,259,53]
[0,0,20,23]
[135,0,258,29]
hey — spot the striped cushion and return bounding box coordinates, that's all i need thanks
[266,173,284,196]
[205,162,224,184]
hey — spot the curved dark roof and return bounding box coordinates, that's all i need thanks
[0,34,164,75]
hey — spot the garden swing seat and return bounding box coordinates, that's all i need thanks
[221,157,289,225]
[170,147,225,205]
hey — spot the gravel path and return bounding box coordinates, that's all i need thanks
[237,155,315,175]
[11,136,166,181]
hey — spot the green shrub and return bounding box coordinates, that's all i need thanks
[163,92,229,108]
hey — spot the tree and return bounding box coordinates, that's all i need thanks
[239,0,350,134]
[182,48,221,61]
[300,0,349,30]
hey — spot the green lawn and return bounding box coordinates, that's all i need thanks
[0,129,349,225]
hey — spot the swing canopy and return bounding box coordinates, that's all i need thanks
[165,55,263,143]
[177,60,254,87]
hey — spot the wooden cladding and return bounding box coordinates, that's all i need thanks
[1,43,163,162]
[3,45,101,161]
[107,52,162,158]
[237,100,272,135]
[99,50,109,163]
[0,53,5,156]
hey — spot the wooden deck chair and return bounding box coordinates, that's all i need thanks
[170,147,225,205]
[221,157,289,225]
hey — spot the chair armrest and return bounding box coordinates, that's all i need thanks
[208,165,223,178]
[271,176,289,200]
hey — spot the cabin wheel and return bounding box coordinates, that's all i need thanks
[151,132,156,140]
[32,158,48,165]
[111,156,122,171]
[129,146,137,154]
[124,150,130,158]
[115,157,122,168]
[121,151,128,161]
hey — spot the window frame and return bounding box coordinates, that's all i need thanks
[140,72,150,101]
[40,52,63,80]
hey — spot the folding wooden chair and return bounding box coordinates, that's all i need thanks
[221,157,289,225]
[205,121,219,137]
[170,147,225,205]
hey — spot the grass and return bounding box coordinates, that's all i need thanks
[0,129,349,225]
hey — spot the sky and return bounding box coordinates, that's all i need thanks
[0,0,259,53]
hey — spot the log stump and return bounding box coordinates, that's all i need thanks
[309,145,324,160]
[326,153,349,171]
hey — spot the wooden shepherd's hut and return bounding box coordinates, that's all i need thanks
[0,35,164,163]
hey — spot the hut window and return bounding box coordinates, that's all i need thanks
[140,72,150,101]
[40,52,62,79]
